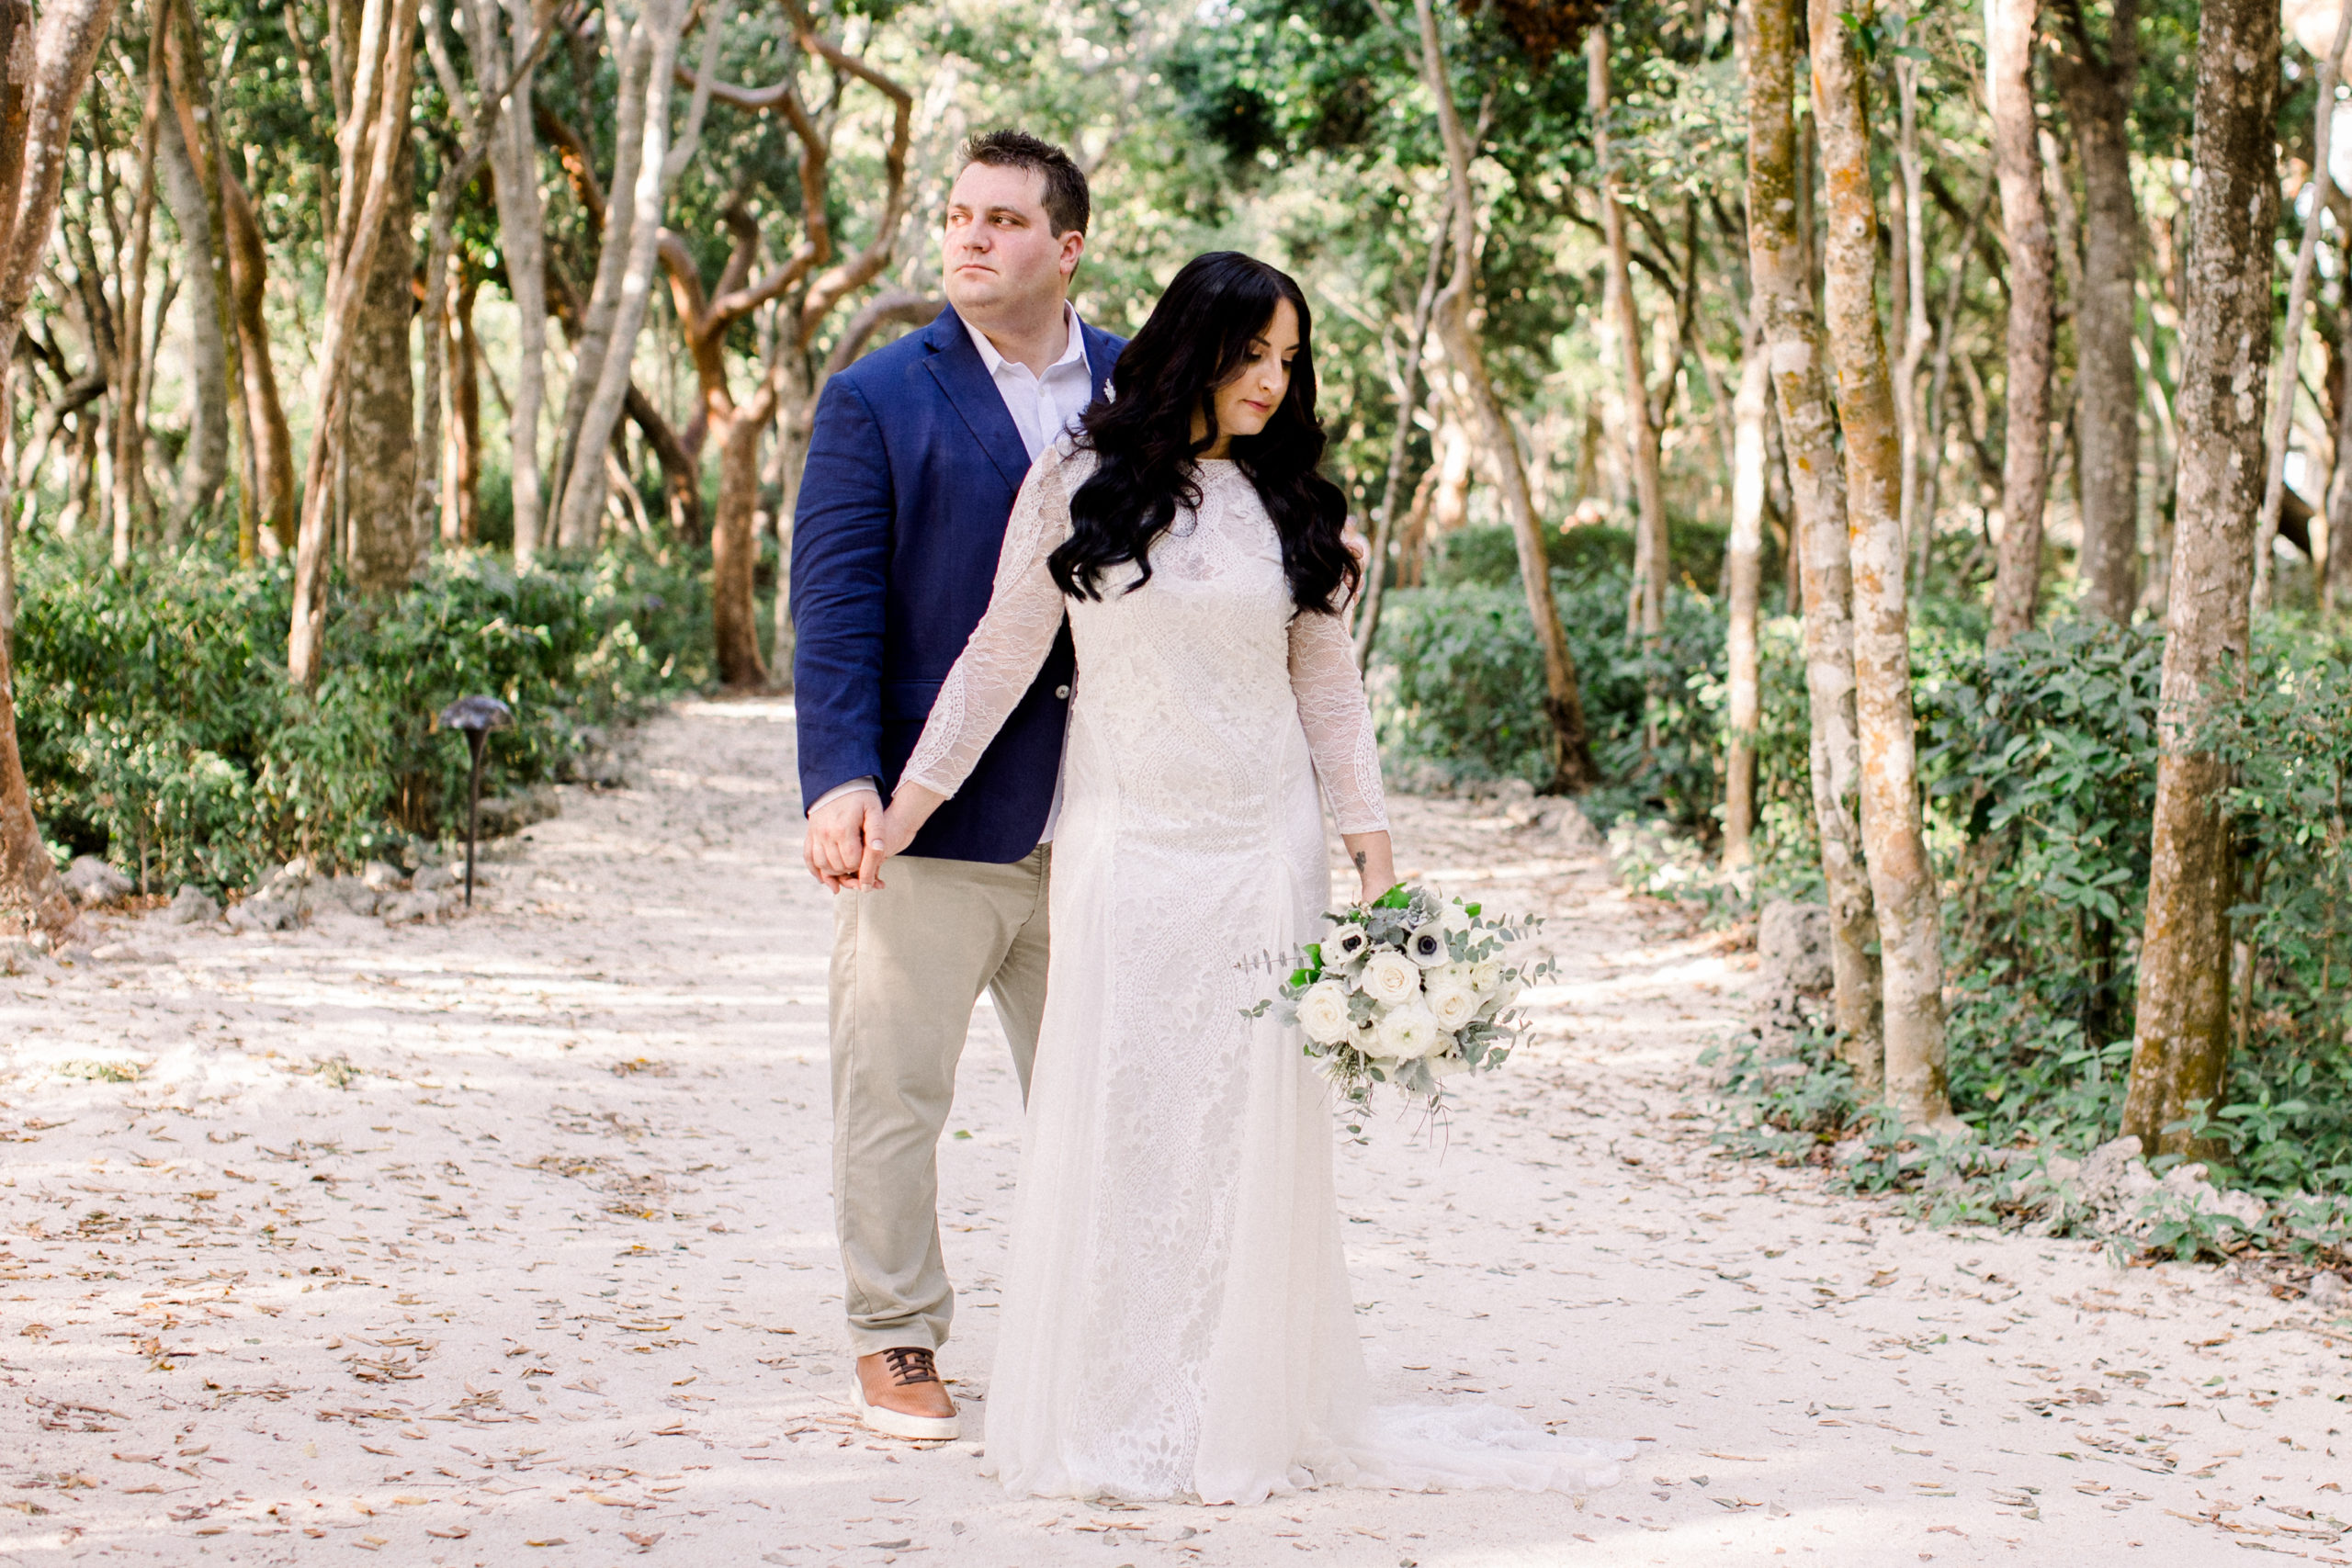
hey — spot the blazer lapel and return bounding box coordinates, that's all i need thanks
[1080,322,1121,407]
[921,307,1034,492]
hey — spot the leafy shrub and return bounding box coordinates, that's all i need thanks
[1370,570,1732,829]
[1426,519,1731,595]
[18,538,711,892]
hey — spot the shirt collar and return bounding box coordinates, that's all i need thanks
[965,301,1087,378]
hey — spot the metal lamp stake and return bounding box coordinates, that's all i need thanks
[436,696,514,908]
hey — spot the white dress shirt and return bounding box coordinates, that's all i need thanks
[809,305,1094,830]
[964,301,1095,460]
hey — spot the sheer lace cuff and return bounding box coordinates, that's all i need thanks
[1289,609,1388,834]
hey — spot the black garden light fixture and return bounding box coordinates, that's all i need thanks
[435,694,513,908]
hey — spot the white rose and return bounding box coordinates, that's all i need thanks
[1295,980,1355,1045]
[1467,959,1502,994]
[1376,1002,1445,1060]
[1424,976,1480,1032]
[1359,950,1423,1007]
[1428,1051,1473,1080]
[1441,899,1475,934]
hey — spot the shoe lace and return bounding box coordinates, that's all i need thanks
[880,1347,939,1387]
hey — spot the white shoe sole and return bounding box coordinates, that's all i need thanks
[849,1371,961,1440]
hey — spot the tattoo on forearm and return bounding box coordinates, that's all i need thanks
[1351,850,1368,874]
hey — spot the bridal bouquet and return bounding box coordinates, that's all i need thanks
[1248,883,1553,1118]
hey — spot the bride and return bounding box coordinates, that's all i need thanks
[870,251,1627,1504]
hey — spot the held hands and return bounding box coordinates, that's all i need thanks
[804,790,884,894]
[800,784,944,893]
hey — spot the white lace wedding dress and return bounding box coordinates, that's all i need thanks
[899,445,1629,1504]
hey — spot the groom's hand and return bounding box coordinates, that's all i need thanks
[805,789,883,892]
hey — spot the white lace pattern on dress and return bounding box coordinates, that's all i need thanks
[898,446,1626,1505]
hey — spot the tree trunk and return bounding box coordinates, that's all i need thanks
[1892,22,1931,602]
[2052,0,2142,624]
[1984,0,2056,647]
[1746,0,1883,1088]
[162,0,261,559]
[710,401,767,685]
[345,149,417,593]
[155,97,227,538]
[220,168,295,554]
[548,17,650,520]
[1416,0,1597,790]
[1355,195,1448,672]
[460,0,549,562]
[1810,0,1951,1128]
[1723,341,1768,869]
[0,0,120,942]
[444,270,482,544]
[1589,28,1668,650]
[287,0,424,686]
[550,0,714,554]
[2120,0,2279,1156]
[110,3,165,572]
[2253,6,2352,612]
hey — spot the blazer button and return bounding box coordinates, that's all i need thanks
[1054,684,1072,700]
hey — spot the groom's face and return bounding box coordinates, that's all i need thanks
[942,162,1084,321]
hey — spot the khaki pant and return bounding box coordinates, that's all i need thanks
[829,844,1050,1356]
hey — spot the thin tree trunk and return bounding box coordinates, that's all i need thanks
[2254,5,2352,612]
[110,1,165,573]
[549,0,717,553]
[1915,172,1996,597]
[346,148,416,594]
[154,92,226,539]
[1355,192,1449,672]
[221,168,293,553]
[1747,0,1882,1088]
[1723,339,1769,869]
[1589,28,1668,651]
[2120,0,2280,1156]
[1893,13,1931,604]
[1416,0,1597,789]
[1810,0,1952,1129]
[1985,0,2057,647]
[288,0,424,686]
[548,17,650,520]
[445,270,481,543]
[0,0,121,942]
[458,0,550,562]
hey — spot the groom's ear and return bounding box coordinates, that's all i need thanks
[1058,225,1086,284]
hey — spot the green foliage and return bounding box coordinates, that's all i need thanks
[1370,568,1728,829]
[17,541,711,894]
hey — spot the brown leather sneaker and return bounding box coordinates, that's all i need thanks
[850,1347,960,1440]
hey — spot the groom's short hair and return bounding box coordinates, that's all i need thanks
[961,130,1091,237]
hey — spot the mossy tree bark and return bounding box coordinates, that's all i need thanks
[2121,0,2280,1157]
[1984,0,2056,648]
[1744,0,1882,1088]
[1809,0,1951,1128]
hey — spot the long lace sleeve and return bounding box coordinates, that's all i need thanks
[1288,608,1389,834]
[899,447,1084,800]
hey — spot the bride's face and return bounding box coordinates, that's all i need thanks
[1210,299,1300,445]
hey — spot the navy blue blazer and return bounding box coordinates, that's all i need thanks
[791,306,1125,863]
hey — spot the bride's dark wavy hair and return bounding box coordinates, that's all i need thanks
[1048,251,1358,614]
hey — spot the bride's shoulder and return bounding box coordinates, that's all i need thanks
[1041,437,1100,486]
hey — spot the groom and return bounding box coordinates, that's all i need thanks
[790,130,1124,1440]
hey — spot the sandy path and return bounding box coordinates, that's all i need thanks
[2,698,2346,1568]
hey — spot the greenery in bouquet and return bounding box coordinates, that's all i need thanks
[1248,884,1555,1127]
